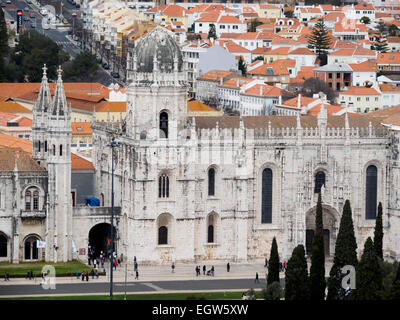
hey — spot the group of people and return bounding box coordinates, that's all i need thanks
[194,265,215,277]
[25,270,34,280]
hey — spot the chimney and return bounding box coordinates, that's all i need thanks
[297,93,301,109]
[259,85,263,96]
[236,78,239,87]
[220,77,223,85]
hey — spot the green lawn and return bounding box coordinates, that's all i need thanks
[0,260,95,278]
[0,291,264,300]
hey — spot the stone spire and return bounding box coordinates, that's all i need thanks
[51,66,69,116]
[35,64,51,112]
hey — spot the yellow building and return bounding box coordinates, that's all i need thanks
[339,86,382,113]
[95,101,126,122]
[187,100,223,117]
[263,46,291,63]
[257,4,282,19]
[71,122,93,149]
[147,5,188,31]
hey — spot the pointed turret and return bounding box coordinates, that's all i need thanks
[51,66,69,117]
[32,64,51,162]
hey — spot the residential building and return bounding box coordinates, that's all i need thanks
[339,86,382,113]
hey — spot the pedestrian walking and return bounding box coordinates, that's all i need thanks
[4,272,9,281]
[203,265,206,275]
[227,262,230,273]
[255,272,259,283]
[113,258,117,271]
[93,259,97,269]
[195,266,198,277]
[85,271,89,282]
[75,270,79,279]
[265,258,268,268]
[95,269,99,279]
[279,261,283,272]
[81,272,85,281]
[91,268,95,279]
[283,261,287,271]
[211,266,214,277]
[135,270,139,280]
[171,263,175,273]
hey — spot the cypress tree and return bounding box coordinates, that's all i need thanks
[267,237,280,285]
[207,24,217,40]
[327,200,358,300]
[373,202,383,260]
[285,244,310,300]
[352,237,383,300]
[390,264,400,300]
[238,56,246,76]
[307,19,332,65]
[309,193,326,300]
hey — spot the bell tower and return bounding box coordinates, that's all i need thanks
[45,66,72,263]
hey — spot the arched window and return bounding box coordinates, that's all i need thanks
[158,226,168,245]
[45,141,47,152]
[208,168,215,196]
[208,225,214,243]
[24,236,39,260]
[38,141,41,152]
[160,112,168,138]
[33,191,39,210]
[261,168,273,224]
[25,191,31,211]
[60,144,63,156]
[366,165,378,219]
[0,234,7,257]
[314,171,326,194]
[158,174,169,198]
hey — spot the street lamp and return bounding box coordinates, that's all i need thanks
[107,136,120,300]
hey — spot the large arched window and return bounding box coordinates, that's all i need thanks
[24,236,39,260]
[366,165,378,219]
[160,112,168,138]
[208,168,215,196]
[158,174,169,198]
[0,234,7,257]
[261,168,273,223]
[25,187,40,211]
[158,226,168,245]
[314,171,326,194]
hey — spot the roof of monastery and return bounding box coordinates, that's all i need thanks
[0,147,45,172]
[0,101,31,113]
[193,114,387,130]
[0,134,94,170]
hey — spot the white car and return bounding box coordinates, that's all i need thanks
[40,8,47,16]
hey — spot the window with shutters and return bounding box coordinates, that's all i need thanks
[261,168,273,223]
[365,165,377,219]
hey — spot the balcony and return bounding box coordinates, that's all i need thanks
[20,210,46,219]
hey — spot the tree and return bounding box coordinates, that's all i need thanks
[300,78,337,102]
[352,237,384,300]
[389,24,399,36]
[284,10,294,18]
[377,21,387,34]
[267,237,280,285]
[249,19,263,32]
[374,36,389,53]
[63,51,99,82]
[285,244,310,300]
[9,30,70,82]
[327,200,358,300]
[310,193,326,300]
[238,56,246,76]
[308,19,332,66]
[360,16,370,25]
[208,24,217,40]
[262,281,282,300]
[390,264,400,300]
[0,7,8,59]
[374,202,383,260]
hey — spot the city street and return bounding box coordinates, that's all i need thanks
[3,0,122,86]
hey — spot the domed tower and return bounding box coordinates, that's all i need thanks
[125,26,188,141]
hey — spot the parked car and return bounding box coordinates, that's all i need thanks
[63,19,68,24]
[102,63,110,70]
[1,3,6,8]
[111,72,120,78]
[6,0,11,3]
[24,6,29,11]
